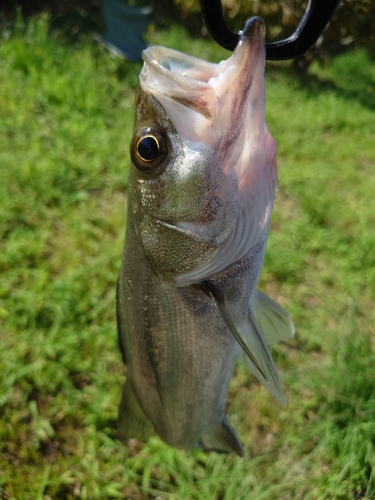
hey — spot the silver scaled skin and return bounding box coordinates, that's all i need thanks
[117,18,294,457]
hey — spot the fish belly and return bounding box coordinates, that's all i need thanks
[118,222,239,451]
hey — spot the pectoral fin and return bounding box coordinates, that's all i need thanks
[118,379,153,442]
[238,310,286,406]
[204,282,286,406]
[253,290,295,345]
[200,415,244,457]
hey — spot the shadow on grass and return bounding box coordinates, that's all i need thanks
[298,75,375,112]
[269,51,375,111]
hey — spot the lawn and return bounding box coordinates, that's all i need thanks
[0,13,375,500]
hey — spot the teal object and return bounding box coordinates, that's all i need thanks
[99,0,152,61]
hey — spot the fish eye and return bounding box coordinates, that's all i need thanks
[137,136,159,162]
[131,127,168,174]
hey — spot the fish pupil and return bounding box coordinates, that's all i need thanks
[138,136,159,162]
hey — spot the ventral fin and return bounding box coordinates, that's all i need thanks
[253,290,295,345]
[203,282,286,406]
[118,379,153,442]
[200,415,244,457]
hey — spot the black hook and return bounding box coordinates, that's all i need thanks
[199,0,340,60]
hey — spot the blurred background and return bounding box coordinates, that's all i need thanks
[1,0,375,64]
[0,1,375,499]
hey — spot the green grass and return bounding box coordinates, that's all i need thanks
[1,13,375,500]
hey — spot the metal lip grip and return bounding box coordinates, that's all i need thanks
[199,0,340,60]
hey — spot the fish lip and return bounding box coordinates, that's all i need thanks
[157,218,179,227]
[239,16,265,42]
[141,46,218,121]
[142,46,217,84]
[157,218,219,244]
[157,218,196,234]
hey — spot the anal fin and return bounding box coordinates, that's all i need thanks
[200,416,244,457]
[118,379,153,442]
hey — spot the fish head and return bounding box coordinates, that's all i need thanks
[128,18,278,282]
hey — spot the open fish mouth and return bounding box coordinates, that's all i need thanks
[141,18,266,125]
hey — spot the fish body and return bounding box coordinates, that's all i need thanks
[117,18,294,456]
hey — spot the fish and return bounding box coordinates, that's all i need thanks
[116,17,294,457]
